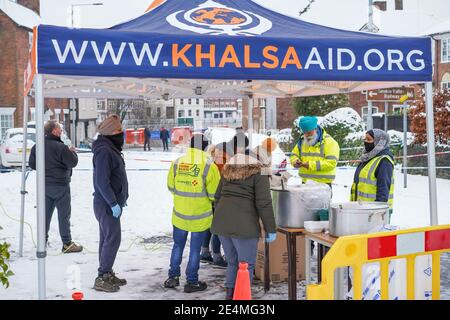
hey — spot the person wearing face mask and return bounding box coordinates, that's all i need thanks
[92,115,129,293]
[351,129,394,216]
[289,116,340,188]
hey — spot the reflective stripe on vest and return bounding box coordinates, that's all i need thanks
[173,209,213,220]
[357,191,394,200]
[353,155,394,206]
[301,142,325,158]
[300,173,336,180]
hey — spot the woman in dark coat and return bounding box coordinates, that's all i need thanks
[211,152,277,300]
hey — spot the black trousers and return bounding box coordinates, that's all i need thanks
[45,184,72,244]
[162,139,169,150]
[144,139,151,151]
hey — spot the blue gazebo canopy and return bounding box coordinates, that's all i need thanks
[36,0,432,82]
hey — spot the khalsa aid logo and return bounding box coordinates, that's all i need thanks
[178,163,200,177]
[166,0,272,36]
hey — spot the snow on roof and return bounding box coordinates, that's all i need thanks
[0,0,41,30]
[421,18,450,36]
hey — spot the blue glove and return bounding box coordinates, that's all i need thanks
[265,232,277,243]
[111,204,122,218]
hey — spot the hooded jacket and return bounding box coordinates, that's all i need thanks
[211,154,276,239]
[92,135,129,208]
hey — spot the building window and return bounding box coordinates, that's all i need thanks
[178,110,184,118]
[166,107,174,119]
[395,0,403,10]
[196,99,200,105]
[361,106,379,122]
[156,107,161,118]
[188,110,192,117]
[373,1,387,11]
[188,98,192,105]
[442,82,450,91]
[180,99,184,105]
[0,114,14,138]
[442,38,450,63]
[196,109,200,117]
[96,99,106,111]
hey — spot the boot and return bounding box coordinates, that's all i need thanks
[164,276,180,288]
[212,256,227,269]
[93,273,120,293]
[184,281,207,293]
[62,241,83,253]
[107,271,127,286]
[225,287,234,300]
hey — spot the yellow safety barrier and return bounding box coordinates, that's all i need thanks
[307,224,450,300]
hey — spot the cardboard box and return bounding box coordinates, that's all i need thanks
[254,231,305,283]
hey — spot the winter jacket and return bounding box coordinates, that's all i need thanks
[144,128,150,140]
[289,126,340,184]
[352,148,394,203]
[211,154,276,239]
[167,148,221,232]
[160,129,170,140]
[29,134,78,185]
[92,135,129,208]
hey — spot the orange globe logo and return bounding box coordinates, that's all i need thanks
[191,7,247,25]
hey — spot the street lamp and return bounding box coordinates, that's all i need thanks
[69,2,103,146]
[71,2,103,28]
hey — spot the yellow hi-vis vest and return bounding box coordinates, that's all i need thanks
[350,155,395,208]
[289,130,340,184]
[167,148,220,232]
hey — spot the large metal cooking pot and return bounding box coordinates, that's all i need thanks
[271,185,330,228]
[329,201,389,237]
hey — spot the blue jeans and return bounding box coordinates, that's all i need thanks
[202,230,221,254]
[169,226,208,283]
[218,236,259,289]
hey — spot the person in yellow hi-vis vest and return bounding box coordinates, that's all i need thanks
[351,129,395,219]
[164,133,221,294]
[290,116,340,188]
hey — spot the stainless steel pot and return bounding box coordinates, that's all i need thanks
[329,202,389,237]
[271,186,325,228]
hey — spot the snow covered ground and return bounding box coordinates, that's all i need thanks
[0,149,449,300]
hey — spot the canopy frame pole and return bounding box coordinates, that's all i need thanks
[367,100,373,130]
[384,101,388,131]
[19,94,30,257]
[425,82,438,225]
[35,74,47,299]
[403,101,408,188]
[247,94,253,132]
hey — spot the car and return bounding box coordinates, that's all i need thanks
[0,128,36,168]
[27,121,72,146]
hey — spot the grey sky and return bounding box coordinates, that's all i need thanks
[39,0,450,35]
[40,0,368,30]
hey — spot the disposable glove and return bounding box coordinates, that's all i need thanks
[265,232,277,243]
[111,204,122,218]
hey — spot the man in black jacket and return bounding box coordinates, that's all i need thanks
[29,120,82,253]
[160,127,170,151]
[92,115,129,293]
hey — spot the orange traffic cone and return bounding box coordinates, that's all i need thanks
[233,262,252,300]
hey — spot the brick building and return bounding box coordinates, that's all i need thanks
[242,97,297,131]
[0,0,70,137]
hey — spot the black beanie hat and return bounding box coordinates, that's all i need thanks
[190,134,209,151]
[366,129,375,139]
